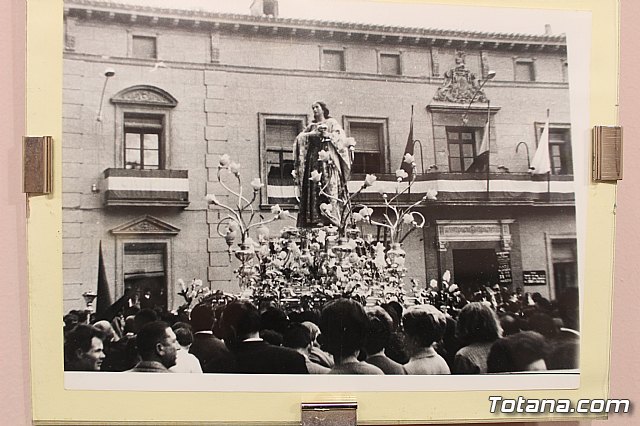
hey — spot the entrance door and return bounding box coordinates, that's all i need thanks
[452,249,499,296]
[123,242,167,311]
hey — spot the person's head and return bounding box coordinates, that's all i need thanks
[364,306,394,355]
[217,300,261,348]
[312,101,330,120]
[319,298,368,361]
[499,313,520,337]
[63,312,79,333]
[527,313,559,338]
[402,304,447,353]
[133,308,158,333]
[487,331,548,373]
[282,322,313,351]
[93,320,118,342]
[64,325,106,371]
[173,326,194,349]
[455,302,502,345]
[135,321,179,368]
[301,321,321,347]
[189,304,215,333]
[260,306,289,335]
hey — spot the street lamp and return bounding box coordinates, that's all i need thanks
[461,70,496,126]
[96,68,115,122]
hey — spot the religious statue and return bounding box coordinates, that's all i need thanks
[294,101,352,228]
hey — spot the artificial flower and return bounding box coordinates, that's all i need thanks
[219,154,230,167]
[271,204,282,215]
[358,206,373,218]
[403,153,416,164]
[205,193,219,204]
[426,189,438,201]
[309,170,322,182]
[345,137,357,148]
[229,161,241,175]
[352,212,363,222]
[395,169,408,180]
[250,178,264,191]
[402,213,415,224]
[364,174,377,187]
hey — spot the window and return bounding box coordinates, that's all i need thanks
[265,120,300,185]
[446,127,476,172]
[111,86,177,170]
[322,49,345,71]
[259,113,307,205]
[514,59,535,81]
[124,113,164,170]
[379,53,401,75]
[536,123,572,175]
[549,128,573,175]
[132,35,157,59]
[344,117,388,175]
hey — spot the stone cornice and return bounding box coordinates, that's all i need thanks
[64,0,567,53]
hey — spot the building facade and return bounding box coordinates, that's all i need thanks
[62,0,577,313]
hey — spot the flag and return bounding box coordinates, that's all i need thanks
[466,121,490,172]
[530,116,551,175]
[399,106,415,179]
[96,240,112,319]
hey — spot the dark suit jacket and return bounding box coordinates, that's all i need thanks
[229,340,309,374]
[190,332,233,373]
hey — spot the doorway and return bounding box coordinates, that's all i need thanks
[123,242,167,311]
[452,249,498,296]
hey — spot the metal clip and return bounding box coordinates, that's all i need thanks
[592,126,623,181]
[23,136,53,194]
[301,402,357,426]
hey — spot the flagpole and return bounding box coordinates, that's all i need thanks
[486,99,491,198]
[546,108,551,198]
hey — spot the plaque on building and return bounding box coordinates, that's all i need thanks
[496,251,512,285]
[523,270,547,286]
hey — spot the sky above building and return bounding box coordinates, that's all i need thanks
[87,0,577,36]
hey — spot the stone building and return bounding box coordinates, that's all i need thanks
[62,0,577,312]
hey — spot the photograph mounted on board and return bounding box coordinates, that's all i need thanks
[61,0,585,390]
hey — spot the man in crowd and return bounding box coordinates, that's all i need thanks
[64,324,106,371]
[189,304,232,373]
[216,300,308,374]
[129,321,180,372]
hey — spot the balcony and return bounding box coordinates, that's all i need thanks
[103,168,189,208]
[265,172,575,207]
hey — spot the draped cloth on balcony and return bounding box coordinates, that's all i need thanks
[294,118,351,228]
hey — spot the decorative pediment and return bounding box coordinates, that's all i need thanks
[110,215,180,235]
[110,85,178,107]
[432,51,487,104]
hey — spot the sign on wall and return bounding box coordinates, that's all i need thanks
[523,270,547,286]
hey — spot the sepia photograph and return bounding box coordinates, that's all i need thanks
[61,0,587,390]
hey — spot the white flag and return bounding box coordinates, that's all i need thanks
[478,121,489,155]
[530,118,551,175]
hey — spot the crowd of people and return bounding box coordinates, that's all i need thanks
[63,287,579,375]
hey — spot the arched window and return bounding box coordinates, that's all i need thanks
[111,86,178,170]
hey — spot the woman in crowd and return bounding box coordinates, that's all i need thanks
[319,299,383,374]
[402,304,451,375]
[453,302,502,374]
[487,331,548,373]
[364,306,406,374]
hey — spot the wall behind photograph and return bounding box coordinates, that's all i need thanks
[0,0,637,424]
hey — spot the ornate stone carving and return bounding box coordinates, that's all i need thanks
[111,85,178,107]
[432,51,487,104]
[501,235,512,251]
[111,215,180,235]
[430,47,440,77]
[436,240,448,252]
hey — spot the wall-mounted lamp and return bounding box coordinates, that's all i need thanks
[461,70,496,125]
[82,291,98,308]
[91,183,100,194]
[96,68,116,122]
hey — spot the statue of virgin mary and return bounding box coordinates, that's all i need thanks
[293,101,352,228]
